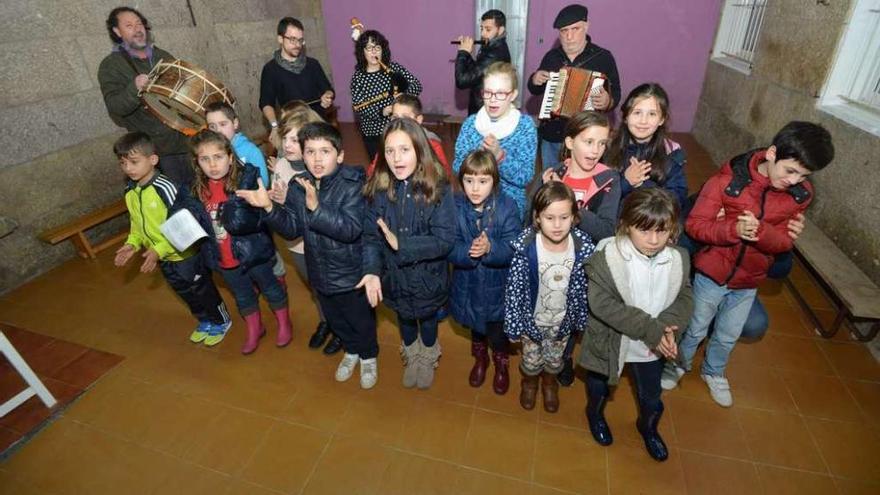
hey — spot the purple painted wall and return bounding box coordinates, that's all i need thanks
[322,0,721,132]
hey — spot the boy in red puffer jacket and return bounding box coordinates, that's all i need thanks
[661,121,834,407]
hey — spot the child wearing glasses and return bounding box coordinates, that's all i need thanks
[453,62,537,216]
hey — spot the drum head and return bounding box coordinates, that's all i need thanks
[141,59,236,137]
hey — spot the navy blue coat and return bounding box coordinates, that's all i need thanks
[191,165,276,272]
[618,139,688,207]
[448,192,521,333]
[264,164,367,295]
[363,180,456,320]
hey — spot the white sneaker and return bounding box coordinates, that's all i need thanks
[660,363,686,390]
[701,374,733,407]
[359,358,378,389]
[335,353,359,382]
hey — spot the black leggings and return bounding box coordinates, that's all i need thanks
[471,321,509,352]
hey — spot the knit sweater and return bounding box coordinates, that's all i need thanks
[453,113,537,215]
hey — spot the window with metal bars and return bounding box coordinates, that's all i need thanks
[819,0,880,137]
[711,0,768,73]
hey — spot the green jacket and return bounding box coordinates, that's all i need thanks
[124,172,194,262]
[578,239,693,385]
[98,46,188,156]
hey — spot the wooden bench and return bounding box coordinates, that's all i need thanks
[785,217,880,341]
[38,199,129,259]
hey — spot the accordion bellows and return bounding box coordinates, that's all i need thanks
[539,68,607,119]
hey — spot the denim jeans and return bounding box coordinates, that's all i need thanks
[679,273,757,377]
[540,139,563,171]
[398,315,439,346]
[219,257,287,316]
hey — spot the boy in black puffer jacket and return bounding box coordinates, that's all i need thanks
[236,122,379,389]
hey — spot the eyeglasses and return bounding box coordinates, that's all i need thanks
[364,45,382,54]
[282,35,304,46]
[481,90,514,101]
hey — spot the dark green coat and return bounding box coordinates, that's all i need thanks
[578,241,693,385]
[98,46,188,156]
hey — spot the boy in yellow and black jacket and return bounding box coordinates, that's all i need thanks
[113,132,231,345]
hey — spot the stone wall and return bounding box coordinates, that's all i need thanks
[0,0,329,294]
[693,0,880,284]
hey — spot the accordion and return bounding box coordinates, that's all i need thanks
[538,68,607,119]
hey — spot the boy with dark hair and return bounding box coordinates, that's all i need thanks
[113,132,231,345]
[662,121,835,407]
[455,9,512,115]
[236,122,379,389]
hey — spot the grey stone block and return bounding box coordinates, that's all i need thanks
[692,99,757,166]
[0,0,193,44]
[0,38,95,107]
[213,21,277,63]
[751,1,847,96]
[222,58,267,131]
[0,133,123,225]
[0,90,119,169]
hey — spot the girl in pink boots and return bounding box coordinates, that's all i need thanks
[190,130,292,354]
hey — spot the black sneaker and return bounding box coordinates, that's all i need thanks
[322,335,343,355]
[308,322,331,349]
[557,358,575,386]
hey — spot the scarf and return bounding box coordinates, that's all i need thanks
[274,48,307,74]
[474,106,521,141]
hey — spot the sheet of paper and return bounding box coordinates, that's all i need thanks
[160,209,208,252]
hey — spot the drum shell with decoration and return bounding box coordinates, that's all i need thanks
[141,59,235,136]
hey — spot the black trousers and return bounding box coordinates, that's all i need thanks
[160,255,229,325]
[361,134,380,162]
[586,359,664,411]
[159,153,194,188]
[317,289,378,359]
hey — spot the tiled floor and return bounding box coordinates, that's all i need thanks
[0,324,123,454]
[0,128,878,494]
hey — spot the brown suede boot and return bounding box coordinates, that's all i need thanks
[519,372,540,410]
[541,371,560,413]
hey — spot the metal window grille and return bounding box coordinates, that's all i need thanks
[715,1,768,69]
[839,7,880,112]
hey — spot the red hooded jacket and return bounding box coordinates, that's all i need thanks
[686,149,812,289]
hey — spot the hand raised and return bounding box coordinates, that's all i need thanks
[235,177,273,211]
[295,176,318,211]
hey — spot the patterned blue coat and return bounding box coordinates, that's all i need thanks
[452,113,537,216]
[503,227,595,342]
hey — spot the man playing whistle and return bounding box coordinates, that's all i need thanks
[454,9,512,116]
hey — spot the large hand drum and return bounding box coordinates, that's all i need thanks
[141,59,235,136]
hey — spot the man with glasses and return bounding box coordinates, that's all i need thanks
[527,4,620,170]
[260,17,335,131]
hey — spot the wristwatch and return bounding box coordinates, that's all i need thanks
[270,121,279,128]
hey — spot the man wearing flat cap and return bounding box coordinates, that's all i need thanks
[528,4,620,170]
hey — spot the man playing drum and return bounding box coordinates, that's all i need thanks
[259,17,335,134]
[98,6,193,186]
[527,4,621,170]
